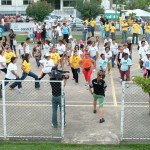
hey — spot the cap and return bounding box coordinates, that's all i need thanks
[45,53,50,57]
[85,52,90,55]
[79,40,84,45]
[68,35,73,39]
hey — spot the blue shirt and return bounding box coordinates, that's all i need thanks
[0,27,3,37]
[99,25,105,31]
[120,58,132,71]
[99,58,108,71]
[62,26,69,34]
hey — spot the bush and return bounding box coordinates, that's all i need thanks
[26,1,53,22]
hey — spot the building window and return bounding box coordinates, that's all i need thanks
[1,0,12,5]
[23,0,33,5]
[63,0,76,7]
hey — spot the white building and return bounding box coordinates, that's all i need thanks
[0,0,38,15]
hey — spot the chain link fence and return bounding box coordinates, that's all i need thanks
[121,81,150,141]
[0,80,64,141]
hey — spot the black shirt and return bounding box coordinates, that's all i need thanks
[9,33,16,43]
[90,78,107,96]
[50,81,61,97]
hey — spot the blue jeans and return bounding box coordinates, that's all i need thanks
[92,56,96,61]
[132,33,138,44]
[146,32,150,44]
[52,95,66,128]
[122,31,128,43]
[105,31,110,37]
[21,71,40,88]
[35,58,40,67]
[0,77,22,89]
[111,55,116,68]
[82,31,87,41]
[100,31,105,39]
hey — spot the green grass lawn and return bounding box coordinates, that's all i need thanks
[0,143,150,150]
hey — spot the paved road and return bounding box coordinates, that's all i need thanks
[0,37,149,144]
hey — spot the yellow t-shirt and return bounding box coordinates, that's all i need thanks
[50,53,60,65]
[122,23,128,31]
[22,60,31,73]
[4,52,15,63]
[105,24,110,32]
[90,20,96,27]
[85,19,89,25]
[133,23,140,33]
[145,25,150,33]
[70,56,81,68]
[128,19,133,26]
[110,26,116,33]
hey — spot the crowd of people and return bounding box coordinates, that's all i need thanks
[0,15,150,125]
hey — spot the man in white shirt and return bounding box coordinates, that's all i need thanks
[88,42,98,61]
[139,41,148,72]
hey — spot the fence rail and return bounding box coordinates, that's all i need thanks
[0,80,64,141]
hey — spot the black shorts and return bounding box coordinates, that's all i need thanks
[147,69,150,76]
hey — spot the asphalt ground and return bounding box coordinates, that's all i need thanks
[0,36,149,144]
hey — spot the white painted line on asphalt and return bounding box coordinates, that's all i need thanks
[110,70,117,106]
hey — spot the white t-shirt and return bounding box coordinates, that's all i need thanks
[33,24,38,32]
[71,40,76,50]
[25,43,30,54]
[56,26,62,36]
[43,44,50,55]
[18,44,24,55]
[104,39,112,45]
[139,46,148,59]
[78,50,83,56]
[88,46,98,57]
[0,55,6,69]
[39,59,54,73]
[1,18,4,26]
[123,48,130,56]
[142,56,150,70]
[103,51,112,61]
[110,43,118,55]
[5,63,17,79]
[56,44,66,55]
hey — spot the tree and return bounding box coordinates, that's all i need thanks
[26,1,53,22]
[76,0,104,20]
[126,0,150,11]
[133,76,150,113]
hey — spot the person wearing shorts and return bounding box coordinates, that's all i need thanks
[89,70,107,123]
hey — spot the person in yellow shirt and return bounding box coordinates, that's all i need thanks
[121,20,128,43]
[105,22,110,37]
[4,46,15,66]
[132,21,140,44]
[90,18,96,37]
[85,19,89,25]
[70,50,82,84]
[50,47,61,65]
[110,23,116,40]
[145,22,150,44]
[21,53,40,88]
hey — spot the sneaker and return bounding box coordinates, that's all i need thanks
[18,89,23,94]
[86,84,89,90]
[93,69,96,72]
[52,124,58,128]
[120,78,122,83]
[93,110,97,114]
[126,84,129,88]
[99,118,105,123]
[85,82,88,86]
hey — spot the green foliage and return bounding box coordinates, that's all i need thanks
[129,12,136,19]
[26,1,53,22]
[126,0,150,11]
[76,0,104,20]
[133,76,150,95]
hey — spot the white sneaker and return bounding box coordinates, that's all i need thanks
[18,89,23,94]
[126,84,129,88]
[93,69,96,72]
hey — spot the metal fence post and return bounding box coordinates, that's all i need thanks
[2,80,7,140]
[120,81,125,141]
[61,81,64,138]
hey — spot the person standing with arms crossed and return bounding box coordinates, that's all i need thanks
[132,21,140,45]
[90,18,96,37]
[121,20,128,44]
[89,70,107,123]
